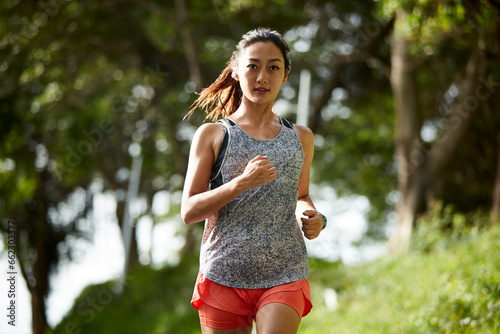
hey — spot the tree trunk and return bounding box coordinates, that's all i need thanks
[21,201,51,334]
[422,51,488,186]
[179,227,196,258]
[116,199,140,270]
[128,225,140,268]
[174,0,204,88]
[388,8,489,252]
[388,9,422,252]
[30,272,48,334]
[491,144,500,225]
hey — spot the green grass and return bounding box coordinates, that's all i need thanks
[302,226,500,333]
[53,224,500,334]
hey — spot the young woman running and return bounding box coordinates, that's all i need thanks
[181,27,326,334]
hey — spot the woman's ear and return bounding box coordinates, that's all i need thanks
[283,71,288,83]
[231,70,239,81]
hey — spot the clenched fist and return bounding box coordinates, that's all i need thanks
[300,210,324,240]
[239,155,277,190]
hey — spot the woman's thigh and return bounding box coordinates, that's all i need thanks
[255,302,300,334]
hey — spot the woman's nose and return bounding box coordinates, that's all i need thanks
[257,69,268,83]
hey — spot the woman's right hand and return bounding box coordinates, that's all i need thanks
[238,155,277,190]
[181,124,276,224]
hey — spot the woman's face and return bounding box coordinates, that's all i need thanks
[233,41,288,107]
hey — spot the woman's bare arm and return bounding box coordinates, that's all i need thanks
[181,123,277,225]
[294,124,324,240]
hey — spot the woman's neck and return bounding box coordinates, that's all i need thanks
[231,99,277,127]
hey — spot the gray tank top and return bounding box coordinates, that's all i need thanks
[200,117,309,289]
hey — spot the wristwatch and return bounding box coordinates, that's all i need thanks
[313,210,327,230]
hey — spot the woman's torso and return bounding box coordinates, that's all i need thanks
[200,116,309,289]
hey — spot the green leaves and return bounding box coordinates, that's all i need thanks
[301,223,500,333]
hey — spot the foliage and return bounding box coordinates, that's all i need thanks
[1,0,499,330]
[411,202,491,253]
[313,89,396,237]
[54,219,500,333]
[301,223,500,333]
[51,254,200,334]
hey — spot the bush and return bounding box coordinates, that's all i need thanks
[418,227,500,333]
[51,254,201,334]
[411,202,490,253]
[301,211,500,333]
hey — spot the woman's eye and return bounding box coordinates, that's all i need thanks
[270,65,280,70]
[247,64,257,69]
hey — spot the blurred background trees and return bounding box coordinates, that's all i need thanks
[0,0,499,333]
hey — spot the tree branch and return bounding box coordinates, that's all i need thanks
[130,0,174,22]
[424,49,489,184]
[310,16,394,133]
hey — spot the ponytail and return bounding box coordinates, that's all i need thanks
[185,63,242,121]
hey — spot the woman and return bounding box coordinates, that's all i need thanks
[181,27,326,334]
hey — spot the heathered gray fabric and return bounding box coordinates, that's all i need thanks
[200,117,309,289]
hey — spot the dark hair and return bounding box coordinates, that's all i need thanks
[185,27,291,121]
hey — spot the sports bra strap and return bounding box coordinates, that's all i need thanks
[210,119,233,189]
[281,117,294,129]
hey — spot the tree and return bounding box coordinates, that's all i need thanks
[0,1,192,331]
[385,0,499,251]
[1,1,499,332]
[0,1,311,332]
[288,0,499,249]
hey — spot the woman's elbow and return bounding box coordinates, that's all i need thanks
[181,205,199,225]
[181,207,193,225]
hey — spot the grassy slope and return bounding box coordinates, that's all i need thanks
[53,227,500,334]
[302,227,500,333]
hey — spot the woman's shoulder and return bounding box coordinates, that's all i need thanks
[191,121,226,150]
[290,123,313,140]
[288,122,314,154]
[195,122,225,137]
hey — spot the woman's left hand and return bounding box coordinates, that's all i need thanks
[300,210,324,240]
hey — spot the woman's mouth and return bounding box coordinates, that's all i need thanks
[255,87,270,94]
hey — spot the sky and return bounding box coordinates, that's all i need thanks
[0,184,388,333]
